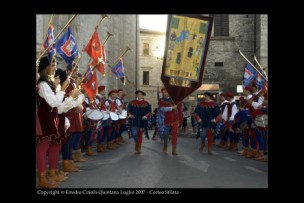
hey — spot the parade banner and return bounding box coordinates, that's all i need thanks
[161,15,213,104]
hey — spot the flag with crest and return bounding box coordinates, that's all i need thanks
[82,65,98,102]
[43,25,56,62]
[111,59,125,79]
[243,63,258,87]
[256,72,266,90]
[56,27,80,65]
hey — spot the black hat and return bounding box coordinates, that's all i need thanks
[135,90,146,96]
[38,56,50,72]
[203,91,214,99]
[55,69,68,85]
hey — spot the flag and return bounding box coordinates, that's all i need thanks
[83,30,106,74]
[82,68,98,102]
[256,73,266,90]
[55,27,80,65]
[91,45,106,74]
[161,15,214,104]
[83,30,101,61]
[243,63,258,87]
[83,64,94,83]
[43,25,56,62]
[111,59,125,79]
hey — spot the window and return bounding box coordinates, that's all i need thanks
[214,15,229,37]
[214,62,224,67]
[143,71,149,85]
[143,43,149,55]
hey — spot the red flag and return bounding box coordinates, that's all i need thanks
[83,29,101,61]
[82,70,98,102]
[96,45,106,74]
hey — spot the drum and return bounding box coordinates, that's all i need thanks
[86,109,104,121]
[101,111,110,120]
[109,112,119,121]
[234,110,251,130]
[119,110,127,119]
[252,108,268,128]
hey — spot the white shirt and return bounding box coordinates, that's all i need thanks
[38,81,65,108]
[222,99,238,121]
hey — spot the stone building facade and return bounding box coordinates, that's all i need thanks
[139,29,166,110]
[36,14,139,102]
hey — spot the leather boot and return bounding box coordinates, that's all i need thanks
[199,143,205,152]
[77,149,88,161]
[172,146,178,156]
[97,144,103,152]
[62,160,82,172]
[56,169,69,177]
[163,144,168,153]
[73,150,81,162]
[48,169,67,182]
[208,145,213,155]
[231,142,238,151]
[119,136,125,143]
[135,143,138,152]
[254,150,264,161]
[38,172,58,188]
[137,144,142,153]
[245,149,255,158]
[97,143,106,152]
[86,146,96,156]
[239,147,248,156]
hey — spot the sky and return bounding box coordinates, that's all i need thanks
[139,15,168,32]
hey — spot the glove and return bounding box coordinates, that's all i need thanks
[211,119,216,123]
[142,116,147,120]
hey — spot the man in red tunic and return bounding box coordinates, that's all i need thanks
[157,88,182,155]
[127,90,151,153]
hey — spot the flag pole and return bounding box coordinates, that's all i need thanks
[102,32,113,46]
[238,50,268,81]
[36,14,77,64]
[113,46,131,67]
[96,14,109,29]
[254,55,268,80]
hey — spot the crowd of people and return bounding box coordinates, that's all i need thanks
[36,55,268,188]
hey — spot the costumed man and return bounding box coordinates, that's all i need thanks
[250,85,268,161]
[222,92,238,150]
[115,89,126,144]
[216,92,228,146]
[195,91,221,155]
[127,90,151,153]
[237,86,255,156]
[157,87,182,155]
[37,56,69,188]
[63,63,85,170]
[104,89,119,149]
[95,85,110,152]
[82,92,99,156]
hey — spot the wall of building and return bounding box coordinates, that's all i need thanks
[139,30,166,110]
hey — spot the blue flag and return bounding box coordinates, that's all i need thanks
[111,59,125,78]
[243,63,258,86]
[56,27,80,65]
[256,73,266,90]
[43,25,56,62]
[83,65,94,83]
